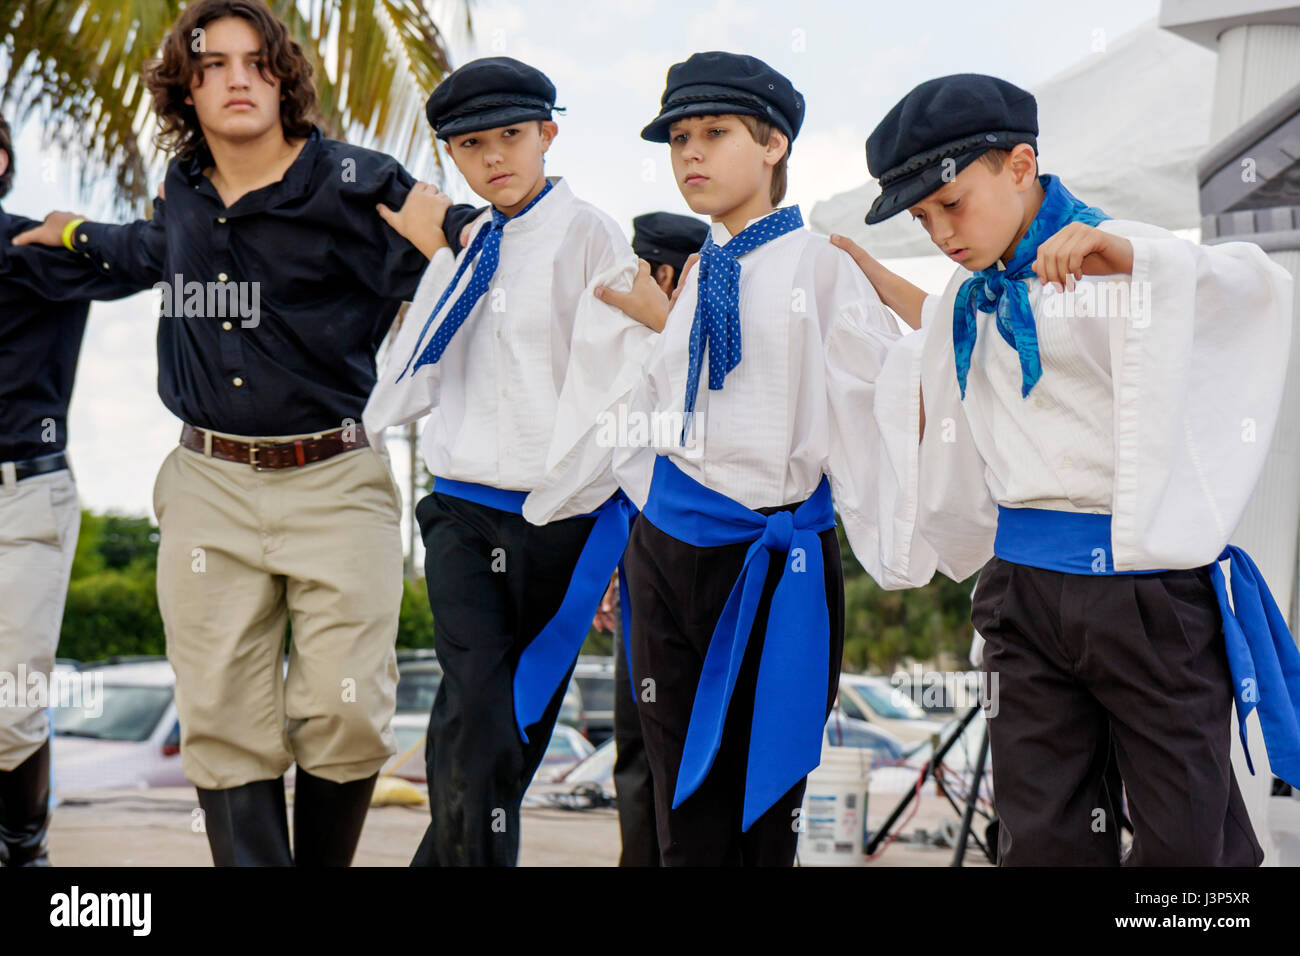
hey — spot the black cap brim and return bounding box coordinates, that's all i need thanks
[640,101,774,143]
[435,105,553,140]
[864,150,986,225]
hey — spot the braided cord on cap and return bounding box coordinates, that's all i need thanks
[877,130,1036,186]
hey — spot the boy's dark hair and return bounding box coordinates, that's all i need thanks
[0,111,12,199]
[145,0,319,160]
[735,114,788,205]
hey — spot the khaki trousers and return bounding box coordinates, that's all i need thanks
[153,442,403,789]
[0,467,80,770]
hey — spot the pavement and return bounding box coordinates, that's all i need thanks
[45,781,994,867]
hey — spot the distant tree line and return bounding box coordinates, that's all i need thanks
[59,511,976,672]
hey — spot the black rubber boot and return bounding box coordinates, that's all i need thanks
[292,768,378,867]
[195,777,293,866]
[0,740,52,866]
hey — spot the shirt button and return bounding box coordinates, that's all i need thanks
[1033,398,1044,409]
[218,272,229,282]
[222,321,233,331]
[217,217,227,224]
[101,262,110,270]
[233,377,244,387]
[78,233,88,243]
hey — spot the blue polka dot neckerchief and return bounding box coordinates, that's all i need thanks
[681,204,804,444]
[952,174,1109,400]
[396,179,556,380]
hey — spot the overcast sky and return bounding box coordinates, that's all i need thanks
[8,0,1165,517]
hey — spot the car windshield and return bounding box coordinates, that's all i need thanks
[52,685,172,743]
[395,666,442,714]
[851,679,927,720]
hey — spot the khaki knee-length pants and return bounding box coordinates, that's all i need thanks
[153,442,403,790]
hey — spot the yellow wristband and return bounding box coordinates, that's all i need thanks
[61,218,87,252]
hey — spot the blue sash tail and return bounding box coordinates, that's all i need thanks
[641,456,836,831]
[994,505,1300,789]
[432,477,638,743]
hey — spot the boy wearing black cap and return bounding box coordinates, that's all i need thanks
[364,56,651,867]
[832,73,1298,865]
[525,52,911,866]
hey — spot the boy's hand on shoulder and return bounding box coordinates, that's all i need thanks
[1033,223,1134,292]
[377,182,451,259]
[594,259,671,332]
[830,233,924,330]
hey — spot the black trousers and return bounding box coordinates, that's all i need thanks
[972,556,1263,866]
[622,508,845,866]
[612,592,660,867]
[412,490,595,867]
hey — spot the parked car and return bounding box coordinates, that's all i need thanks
[395,649,583,733]
[835,673,947,744]
[383,714,593,784]
[50,657,188,790]
[533,725,596,782]
[526,712,905,808]
[395,651,442,715]
[823,712,907,768]
[572,656,615,746]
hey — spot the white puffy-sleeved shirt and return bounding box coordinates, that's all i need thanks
[866,218,1294,585]
[363,176,649,493]
[523,209,911,586]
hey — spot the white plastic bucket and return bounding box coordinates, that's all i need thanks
[797,745,871,866]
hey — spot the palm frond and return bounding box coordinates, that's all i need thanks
[0,0,469,215]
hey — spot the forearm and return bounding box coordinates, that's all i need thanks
[871,267,926,330]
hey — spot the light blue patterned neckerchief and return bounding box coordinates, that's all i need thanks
[396,179,555,380]
[682,205,804,443]
[952,174,1109,399]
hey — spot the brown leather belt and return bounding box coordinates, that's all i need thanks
[180,423,370,471]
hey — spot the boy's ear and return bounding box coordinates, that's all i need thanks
[0,151,8,178]
[539,119,559,152]
[764,128,789,168]
[1006,142,1038,189]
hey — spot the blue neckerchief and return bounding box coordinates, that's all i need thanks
[994,506,1300,790]
[641,455,836,831]
[953,175,1109,399]
[430,477,638,742]
[681,205,804,443]
[396,179,556,380]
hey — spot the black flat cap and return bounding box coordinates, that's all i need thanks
[426,56,558,140]
[632,212,709,274]
[641,51,803,145]
[864,74,1038,225]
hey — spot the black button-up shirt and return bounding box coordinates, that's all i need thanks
[0,207,139,461]
[64,127,428,437]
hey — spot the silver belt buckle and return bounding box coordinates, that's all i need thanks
[248,441,276,472]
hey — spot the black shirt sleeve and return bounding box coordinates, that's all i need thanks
[70,197,169,289]
[0,211,150,302]
[331,149,430,302]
